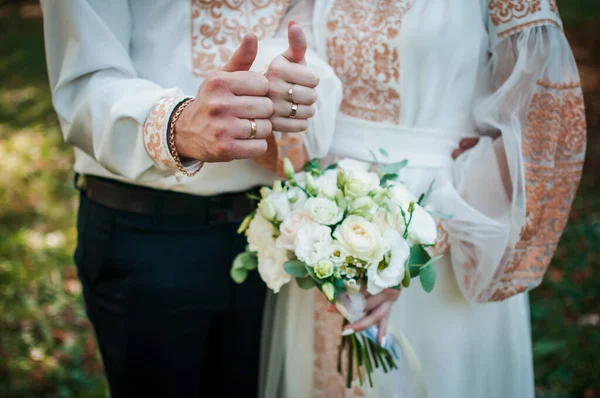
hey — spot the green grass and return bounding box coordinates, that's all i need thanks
[0,3,598,397]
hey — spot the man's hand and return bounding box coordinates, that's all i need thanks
[174,33,274,163]
[264,22,319,133]
[343,288,401,344]
[452,138,480,159]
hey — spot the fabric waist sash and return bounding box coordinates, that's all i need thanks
[330,116,479,168]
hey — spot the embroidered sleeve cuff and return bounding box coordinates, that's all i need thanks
[142,96,202,174]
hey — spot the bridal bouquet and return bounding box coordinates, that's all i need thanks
[231,152,442,388]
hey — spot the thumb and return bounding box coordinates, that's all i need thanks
[281,22,307,64]
[221,33,258,72]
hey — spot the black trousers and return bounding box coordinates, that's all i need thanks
[75,192,267,397]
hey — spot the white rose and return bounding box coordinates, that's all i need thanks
[407,204,438,246]
[338,159,371,173]
[333,215,384,263]
[257,245,292,293]
[344,170,380,199]
[387,182,415,210]
[367,230,409,295]
[313,169,339,198]
[262,192,291,222]
[276,209,312,250]
[287,187,307,210]
[247,214,277,254]
[305,197,344,225]
[294,222,335,266]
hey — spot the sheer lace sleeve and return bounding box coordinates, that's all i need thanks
[432,1,586,302]
[253,0,343,175]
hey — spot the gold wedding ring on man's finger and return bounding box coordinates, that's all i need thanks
[289,103,298,119]
[248,119,257,139]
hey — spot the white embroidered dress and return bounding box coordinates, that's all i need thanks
[260,1,586,397]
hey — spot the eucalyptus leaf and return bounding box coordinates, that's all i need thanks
[230,267,248,284]
[418,179,436,206]
[325,163,339,171]
[379,148,390,158]
[284,260,308,277]
[305,263,324,285]
[232,251,258,271]
[303,159,321,174]
[296,276,317,290]
[382,160,408,175]
[408,245,431,266]
[380,173,398,186]
[409,264,421,278]
[419,263,436,293]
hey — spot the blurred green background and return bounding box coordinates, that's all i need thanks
[0,1,598,397]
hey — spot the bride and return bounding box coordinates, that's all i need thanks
[254,0,586,397]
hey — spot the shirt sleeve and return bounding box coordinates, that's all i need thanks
[430,0,586,302]
[41,0,201,181]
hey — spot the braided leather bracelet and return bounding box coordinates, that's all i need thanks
[167,98,204,177]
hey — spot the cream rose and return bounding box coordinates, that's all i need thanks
[276,209,312,250]
[367,230,409,295]
[247,214,277,254]
[257,245,292,293]
[333,215,384,263]
[305,197,344,226]
[294,222,335,266]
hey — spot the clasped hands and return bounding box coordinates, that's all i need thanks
[175,22,318,163]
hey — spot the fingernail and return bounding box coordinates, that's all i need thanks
[341,328,355,336]
[288,20,296,28]
[381,336,388,346]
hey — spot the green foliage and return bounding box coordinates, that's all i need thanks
[230,251,258,283]
[0,14,106,398]
[283,260,308,278]
[0,4,598,397]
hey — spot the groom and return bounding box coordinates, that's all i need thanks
[41,1,320,397]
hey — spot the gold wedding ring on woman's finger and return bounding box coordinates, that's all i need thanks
[248,119,257,139]
[289,103,298,119]
[288,83,295,102]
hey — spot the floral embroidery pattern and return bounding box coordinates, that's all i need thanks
[190,0,289,76]
[312,291,367,398]
[254,131,308,176]
[482,81,586,302]
[142,97,181,170]
[497,19,562,39]
[325,0,412,124]
[488,0,543,26]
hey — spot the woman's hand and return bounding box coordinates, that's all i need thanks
[452,138,479,159]
[342,288,401,344]
[264,22,319,133]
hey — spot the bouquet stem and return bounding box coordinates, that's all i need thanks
[338,329,399,389]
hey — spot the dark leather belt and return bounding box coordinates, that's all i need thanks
[78,174,258,224]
